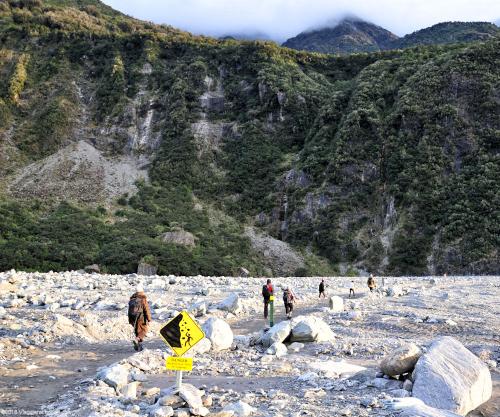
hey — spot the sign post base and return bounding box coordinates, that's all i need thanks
[175,370,183,390]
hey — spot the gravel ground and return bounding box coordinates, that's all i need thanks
[0,272,498,417]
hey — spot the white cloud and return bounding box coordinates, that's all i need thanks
[102,0,500,41]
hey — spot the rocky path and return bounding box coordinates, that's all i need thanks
[0,342,134,412]
[1,272,499,417]
[0,296,324,414]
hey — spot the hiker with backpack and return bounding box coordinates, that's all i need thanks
[367,274,376,292]
[128,284,152,351]
[283,286,296,319]
[262,279,274,320]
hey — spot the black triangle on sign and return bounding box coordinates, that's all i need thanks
[160,314,183,348]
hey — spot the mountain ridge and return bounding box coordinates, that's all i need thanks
[283,18,500,54]
[282,18,399,54]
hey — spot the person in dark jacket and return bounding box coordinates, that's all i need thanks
[262,279,274,319]
[319,279,326,298]
[128,284,152,351]
[283,287,296,319]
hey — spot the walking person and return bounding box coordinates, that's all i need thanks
[348,280,355,298]
[262,279,274,320]
[319,279,326,298]
[128,284,152,352]
[367,274,376,292]
[283,287,296,319]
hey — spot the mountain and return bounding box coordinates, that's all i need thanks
[0,1,498,276]
[392,21,500,49]
[283,20,500,55]
[282,18,399,54]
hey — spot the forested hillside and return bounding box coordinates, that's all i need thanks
[0,0,498,275]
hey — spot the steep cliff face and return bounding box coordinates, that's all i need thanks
[0,1,498,275]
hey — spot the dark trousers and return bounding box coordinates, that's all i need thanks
[264,300,270,318]
[285,303,293,315]
[319,290,325,298]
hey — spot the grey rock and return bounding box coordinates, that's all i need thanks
[161,229,196,248]
[202,318,233,351]
[266,342,287,357]
[149,405,175,417]
[329,296,344,312]
[223,401,256,417]
[412,336,492,416]
[121,381,140,399]
[98,363,129,389]
[290,316,335,343]
[218,293,242,315]
[138,262,158,276]
[384,397,462,417]
[259,321,292,347]
[84,264,100,274]
[380,343,422,376]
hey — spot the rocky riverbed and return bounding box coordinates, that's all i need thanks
[0,271,498,417]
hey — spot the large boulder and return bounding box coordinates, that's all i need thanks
[329,296,344,312]
[259,320,292,347]
[380,343,422,376]
[202,318,233,351]
[290,316,335,343]
[161,229,196,248]
[412,336,492,416]
[84,264,100,274]
[218,293,242,315]
[98,363,130,389]
[138,262,157,276]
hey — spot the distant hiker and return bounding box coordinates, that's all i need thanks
[349,280,355,298]
[262,279,274,319]
[128,284,152,352]
[319,279,326,298]
[367,274,376,292]
[283,287,296,319]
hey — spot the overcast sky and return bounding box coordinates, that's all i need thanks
[102,0,500,41]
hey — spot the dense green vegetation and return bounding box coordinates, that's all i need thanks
[0,1,498,275]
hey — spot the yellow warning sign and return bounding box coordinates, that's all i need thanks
[166,356,193,371]
[159,311,205,356]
